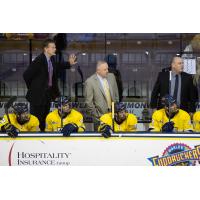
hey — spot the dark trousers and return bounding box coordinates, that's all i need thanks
[30,102,51,132]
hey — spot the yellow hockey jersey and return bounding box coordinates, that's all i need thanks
[149,108,193,132]
[98,113,137,132]
[45,109,85,132]
[193,111,200,132]
[0,113,40,132]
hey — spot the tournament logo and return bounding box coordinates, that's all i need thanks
[148,143,200,166]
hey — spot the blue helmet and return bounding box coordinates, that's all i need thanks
[114,102,126,113]
[56,96,71,108]
[161,94,176,107]
[12,103,28,115]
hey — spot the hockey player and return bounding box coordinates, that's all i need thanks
[192,111,200,132]
[45,96,85,136]
[149,95,193,132]
[0,103,40,137]
[98,102,138,138]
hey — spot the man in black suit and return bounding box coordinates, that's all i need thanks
[104,54,123,102]
[150,57,198,115]
[23,39,77,131]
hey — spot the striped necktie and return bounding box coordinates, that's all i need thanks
[48,59,53,87]
[173,74,178,101]
[102,78,112,109]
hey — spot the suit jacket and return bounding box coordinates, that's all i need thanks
[23,53,70,105]
[109,68,123,102]
[84,73,119,118]
[150,71,197,113]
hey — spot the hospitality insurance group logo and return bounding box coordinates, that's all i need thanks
[148,143,200,166]
[8,143,72,166]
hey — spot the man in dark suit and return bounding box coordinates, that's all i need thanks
[23,39,77,131]
[104,54,123,102]
[150,57,198,115]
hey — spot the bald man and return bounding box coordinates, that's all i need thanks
[84,61,119,119]
[150,56,197,114]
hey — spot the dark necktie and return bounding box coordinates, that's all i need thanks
[173,75,178,100]
[48,59,53,87]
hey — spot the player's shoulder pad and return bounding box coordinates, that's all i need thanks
[30,114,40,123]
[71,109,83,117]
[193,111,200,120]
[127,113,138,122]
[178,109,191,118]
[152,109,163,119]
[100,113,112,122]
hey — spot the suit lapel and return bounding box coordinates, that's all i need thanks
[51,57,57,80]
[94,74,107,100]
[107,76,114,100]
[180,72,184,102]
[42,53,49,78]
[166,71,170,93]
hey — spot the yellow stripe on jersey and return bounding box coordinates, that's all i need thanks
[193,111,200,132]
[0,113,40,132]
[98,113,137,132]
[45,109,85,132]
[149,108,193,132]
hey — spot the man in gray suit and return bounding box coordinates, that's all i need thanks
[84,61,119,119]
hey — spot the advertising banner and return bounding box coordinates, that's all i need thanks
[1,133,200,166]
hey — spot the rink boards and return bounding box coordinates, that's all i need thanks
[0,132,200,166]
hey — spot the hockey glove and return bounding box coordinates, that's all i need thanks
[61,123,78,137]
[162,121,174,133]
[100,124,113,138]
[1,123,19,138]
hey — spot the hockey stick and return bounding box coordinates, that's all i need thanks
[60,97,64,128]
[4,96,17,123]
[168,71,172,122]
[111,102,115,132]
